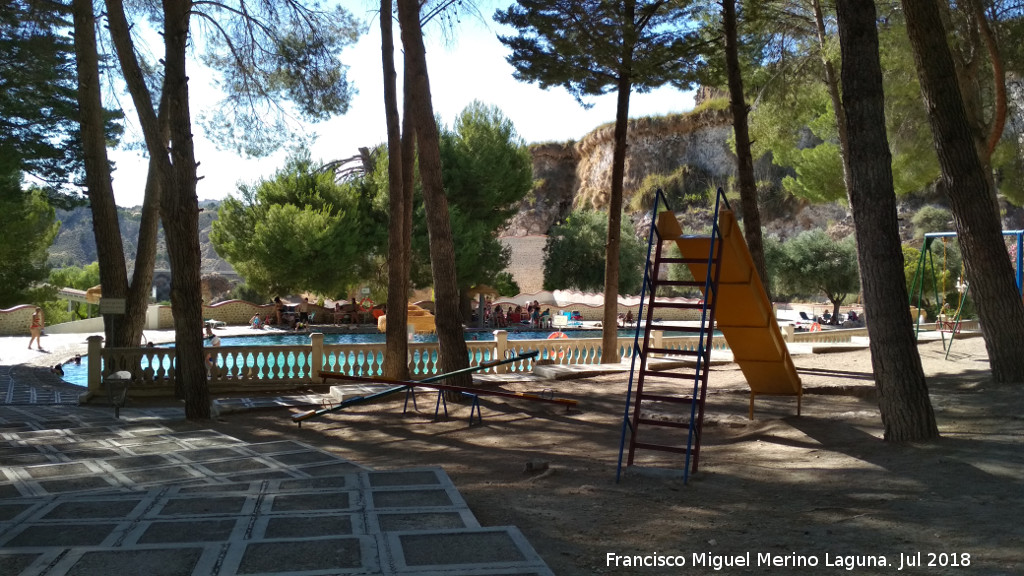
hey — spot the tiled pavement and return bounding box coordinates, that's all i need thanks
[0,405,554,575]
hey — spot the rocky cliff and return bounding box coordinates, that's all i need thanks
[504,106,736,238]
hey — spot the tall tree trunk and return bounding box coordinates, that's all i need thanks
[161,0,208,418]
[124,157,163,345]
[72,0,162,350]
[381,0,409,380]
[722,0,769,298]
[901,0,1024,384]
[107,0,209,417]
[397,0,470,387]
[71,0,128,343]
[600,75,630,364]
[600,0,635,365]
[401,67,416,290]
[835,0,939,441]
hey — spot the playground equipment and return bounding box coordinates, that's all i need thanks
[910,230,1024,358]
[291,351,576,426]
[617,188,801,484]
[376,303,436,334]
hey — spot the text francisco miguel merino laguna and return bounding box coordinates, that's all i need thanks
[606,551,972,570]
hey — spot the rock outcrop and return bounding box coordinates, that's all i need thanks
[504,106,736,239]
[573,108,734,211]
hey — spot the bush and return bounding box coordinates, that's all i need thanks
[629,165,719,213]
[912,205,953,240]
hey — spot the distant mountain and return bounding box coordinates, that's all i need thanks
[49,200,236,275]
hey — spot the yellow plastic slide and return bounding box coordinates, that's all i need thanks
[377,304,436,334]
[656,209,802,418]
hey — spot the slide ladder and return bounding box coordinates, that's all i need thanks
[617,188,726,484]
[617,189,802,483]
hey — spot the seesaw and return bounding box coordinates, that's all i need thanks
[291,351,576,426]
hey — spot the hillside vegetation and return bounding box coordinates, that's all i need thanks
[49,200,235,273]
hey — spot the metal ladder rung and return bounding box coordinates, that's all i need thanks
[646,347,702,357]
[647,323,712,332]
[632,442,691,455]
[658,257,720,265]
[646,324,705,332]
[637,418,693,429]
[637,392,696,404]
[646,301,707,309]
[654,280,714,288]
[639,370,701,381]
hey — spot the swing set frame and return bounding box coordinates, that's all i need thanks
[910,230,1024,358]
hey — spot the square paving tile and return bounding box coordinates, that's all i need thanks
[126,442,181,455]
[24,462,93,479]
[176,448,242,462]
[157,496,249,516]
[377,512,468,532]
[57,448,123,460]
[277,476,351,491]
[2,453,54,465]
[0,502,34,521]
[371,489,453,508]
[399,531,526,566]
[0,445,46,456]
[137,519,239,544]
[176,483,252,494]
[368,470,441,487]
[64,547,205,576]
[223,470,295,482]
[44,500,143,520]
[200,458,271,475]
[105,455,175,471]
[38,476,114,494]
[0,483,23,499]
[5,522,119,547]
[270,492,352,512]
[121,466,198,485]
[236,538,362,574]
[0,552,42,575]
[262,515,354,538]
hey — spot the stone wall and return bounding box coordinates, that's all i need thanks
[0,305,36,336]
[0,300,345,336]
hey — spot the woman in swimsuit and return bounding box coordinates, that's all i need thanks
[28,307,43,350]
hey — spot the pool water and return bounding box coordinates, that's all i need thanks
[59,328,633,388]
[213,328,631,346]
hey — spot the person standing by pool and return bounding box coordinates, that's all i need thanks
[273,297,284,325]
[299,297,310,323]
[28,307,44,350]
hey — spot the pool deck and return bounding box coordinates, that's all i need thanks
[0,327,556,576]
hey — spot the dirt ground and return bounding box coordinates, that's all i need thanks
[204,336,1023,575]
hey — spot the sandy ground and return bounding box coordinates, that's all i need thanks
[8,328,1021,575]
[194,334,1022,576]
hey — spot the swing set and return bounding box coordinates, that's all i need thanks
[910,230,1024,357]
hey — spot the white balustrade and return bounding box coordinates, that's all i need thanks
[90,330,745,397]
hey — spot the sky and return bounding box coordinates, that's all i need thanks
[106,6,696,208]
